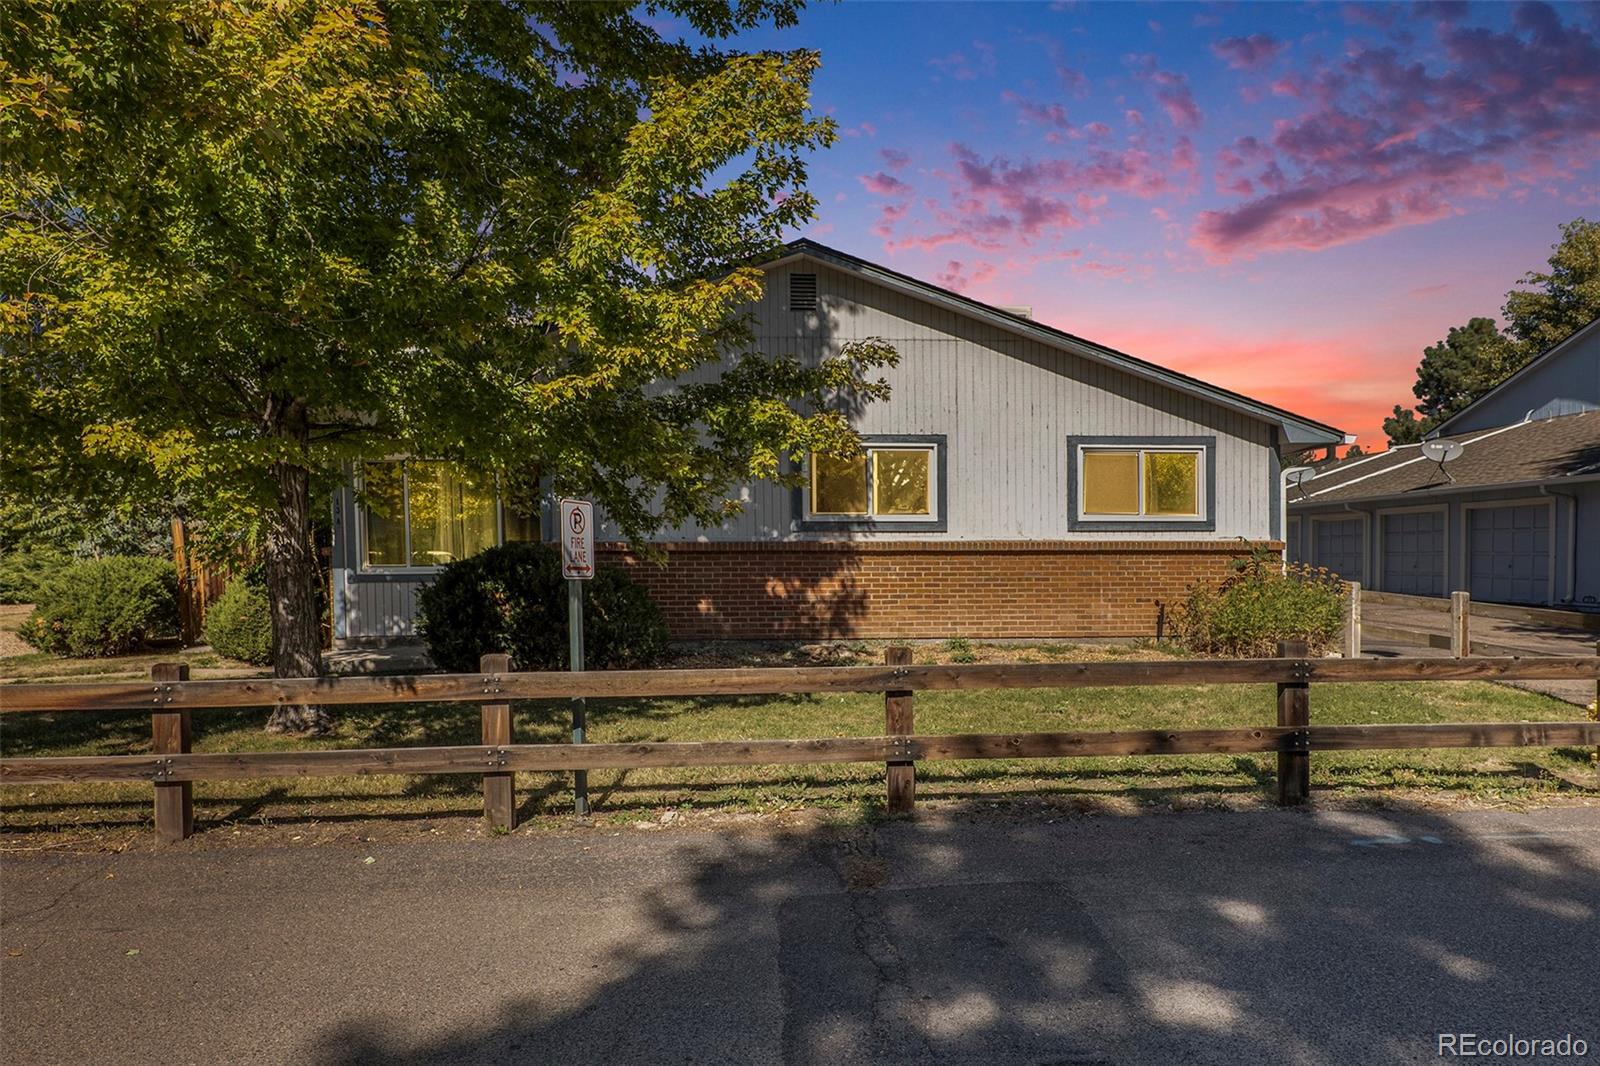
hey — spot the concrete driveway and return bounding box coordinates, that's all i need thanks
[4,806,1598,1065]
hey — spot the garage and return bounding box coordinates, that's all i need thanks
[1467,503,1552,605]
[1381,509,1445,596]
[1311,516,1365,583]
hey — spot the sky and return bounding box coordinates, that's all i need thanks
[697,0,1600,449]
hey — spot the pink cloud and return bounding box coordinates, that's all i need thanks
[880,147,911,170]
[1191,4,1600,258]
[935,259,998,292]
[1002,91,1073,131]
[1212,33,1285,70]
[860,171,913,196]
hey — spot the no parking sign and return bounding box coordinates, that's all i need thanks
[559,498,594,580]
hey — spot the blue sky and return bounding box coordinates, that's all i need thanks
[679,1,1600,446]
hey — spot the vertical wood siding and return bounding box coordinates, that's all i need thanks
[613,258,1276,543]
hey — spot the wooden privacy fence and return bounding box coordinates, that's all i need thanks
[2,642,1597,844]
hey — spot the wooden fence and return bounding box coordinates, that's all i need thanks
[2,643,1597,844]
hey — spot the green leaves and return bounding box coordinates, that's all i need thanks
[1,1,895,548]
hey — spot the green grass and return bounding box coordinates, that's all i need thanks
[2,678,1593,838]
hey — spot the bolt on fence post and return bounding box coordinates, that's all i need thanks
[480,652,515,831]
[1450,591,1471,657]
[885,646,915,814]
[1276,639,1310,806]
[151,662,193,843]
[1343,582,1361,658]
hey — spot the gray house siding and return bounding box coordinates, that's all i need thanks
[1440,322,1599,434]
[332,254,1318,640]
[1288,485,1595,609]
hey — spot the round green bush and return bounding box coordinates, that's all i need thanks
[203,578,274,665]
[416,542,668,672]
[0,549,73,604]
[18,556,180,658]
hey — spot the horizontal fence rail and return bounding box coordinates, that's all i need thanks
[3,648,1596,842]
[6,723,1599,786]
[4,656,1597,714]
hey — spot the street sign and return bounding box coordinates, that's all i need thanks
[559,498,594,581]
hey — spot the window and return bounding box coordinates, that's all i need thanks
[807,442,937,521]
[1075,444,1205,522]
[360,461,539,569]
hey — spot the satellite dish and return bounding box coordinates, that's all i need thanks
[1420,438,1463,483]
[1420,439,1463,463]
[1283,466,1316,497]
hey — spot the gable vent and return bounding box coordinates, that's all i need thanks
[788,273,818,312]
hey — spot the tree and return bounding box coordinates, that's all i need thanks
[1382,317,1505,445]
[1503,218,1600,355]
[1383,219,1600,447]
[1,2,896,732]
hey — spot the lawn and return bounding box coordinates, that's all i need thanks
[3,637,1595,841]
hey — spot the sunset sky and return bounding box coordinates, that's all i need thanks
[712,1,1600,448]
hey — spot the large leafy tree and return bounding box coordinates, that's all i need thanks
[2,2,894,730]
[1384,218,1600,447]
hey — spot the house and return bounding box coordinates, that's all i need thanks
[1287,315,1600,609]
[329,240,1347,644]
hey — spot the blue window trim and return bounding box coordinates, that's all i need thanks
[792,434,949,533]
[1066,435,1217,532]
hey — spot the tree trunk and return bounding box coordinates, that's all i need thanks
[263,453,331,735]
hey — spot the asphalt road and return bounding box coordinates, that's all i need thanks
[4,806,1599,1065]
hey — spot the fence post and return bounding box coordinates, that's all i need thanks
[1275,639,1310,806]
[1343,582,1362,658]
[1450,591,1471,657]
[151,662,193,843]
[480,652,515,831]
[885,646,915,814]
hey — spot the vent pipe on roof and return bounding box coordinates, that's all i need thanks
[997,305,1033,320]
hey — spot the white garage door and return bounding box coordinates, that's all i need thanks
[1381,510,1445,596]
[1312,517,1364,582]
[1468,505,1551,605]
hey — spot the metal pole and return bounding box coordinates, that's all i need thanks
[569,577,588,815]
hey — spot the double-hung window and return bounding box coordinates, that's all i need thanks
[1070,438,1213,529]
[361,461,538,569]
[803,436,946,529]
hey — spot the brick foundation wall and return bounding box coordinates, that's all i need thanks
[598,540,1271,640]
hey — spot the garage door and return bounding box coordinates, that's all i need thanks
[1381,510,1445,596]
[1312,517,1364,582]
[1468,504,1551,605]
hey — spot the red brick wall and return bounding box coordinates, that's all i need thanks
[599,540,1270,640]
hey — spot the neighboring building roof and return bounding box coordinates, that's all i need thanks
[1288,408,1600,507]
[1431,314,1600,436]
[761,239,1348,447]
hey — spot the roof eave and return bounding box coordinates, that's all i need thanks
[1288,470,1600,509]
[768,240,1347,447]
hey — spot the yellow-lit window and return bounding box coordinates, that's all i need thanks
[361,462,535,567]
[1080,447,1202,519]
[362,462,407,566]
[1144,452,1199,516]
[811,452,869,515]
[872,450,932,516]
[1082,451,1140,515]
[810,444,937,520]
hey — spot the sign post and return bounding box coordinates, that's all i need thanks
[559,498,595,816]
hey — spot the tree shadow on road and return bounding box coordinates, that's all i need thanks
[300,800,1600,1066]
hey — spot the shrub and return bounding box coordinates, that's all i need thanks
[18,556,180,657]
[203,578,274,665]
[0,549,73,604]
[1169,544,1347,658]
[416,542,668,672]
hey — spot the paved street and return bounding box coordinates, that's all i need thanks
[4,806,1599,1065]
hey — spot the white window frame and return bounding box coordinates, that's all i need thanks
[1075,444,1207,523]
[805,443,940,524]
[356,460,528,573]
